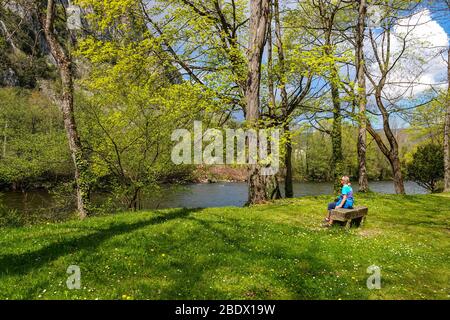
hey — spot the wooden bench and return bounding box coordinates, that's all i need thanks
[330,206,368,229]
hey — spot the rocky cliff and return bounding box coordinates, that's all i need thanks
[0,0,57,87]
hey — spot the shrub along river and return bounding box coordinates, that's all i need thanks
[1,181,427,217]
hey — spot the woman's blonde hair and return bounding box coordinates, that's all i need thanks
[341,176,350,184]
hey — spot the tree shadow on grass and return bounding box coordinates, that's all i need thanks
[182,216,368,299]
[0,208,200,276]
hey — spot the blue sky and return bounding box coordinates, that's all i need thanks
[427,1,450,38]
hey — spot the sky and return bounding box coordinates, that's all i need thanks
[373,8,448,99]
[428,1,450,34]
[368,5,449,129]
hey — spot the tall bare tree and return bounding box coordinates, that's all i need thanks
[246,0,271,204]
[364,15,407,194]
[273,0,292,198]
[265,0,312,198]
[314,0,347,193]
[39,0,90,218]
[355,0,369,192]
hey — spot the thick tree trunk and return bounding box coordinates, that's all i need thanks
[356,0,369,192]
[265,175,282,199]
[330,76,344,194]
[41,0,89,219]
[444,47,450,192]
[245,0,270,205]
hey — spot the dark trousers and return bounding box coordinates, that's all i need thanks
[328,202,337,211]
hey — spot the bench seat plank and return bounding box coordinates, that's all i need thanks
[330,206,368,222]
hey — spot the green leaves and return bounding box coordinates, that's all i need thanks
[406,143,444,193]
[0,88,71,188]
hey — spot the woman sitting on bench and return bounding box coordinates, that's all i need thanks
[325,176,354,225]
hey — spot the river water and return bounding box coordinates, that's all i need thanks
[1,181,427,214]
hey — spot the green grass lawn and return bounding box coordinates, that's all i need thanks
[0,193,449,300]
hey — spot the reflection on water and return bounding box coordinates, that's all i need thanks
[1,181,427,214]
[145,181,427,209]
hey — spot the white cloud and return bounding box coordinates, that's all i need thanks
[366,9,448,100]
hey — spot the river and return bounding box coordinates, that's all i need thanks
[0,181,427,215]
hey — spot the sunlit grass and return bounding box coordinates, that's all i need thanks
[0,193,448,300]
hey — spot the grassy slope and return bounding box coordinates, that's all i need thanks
[0,193,448,300]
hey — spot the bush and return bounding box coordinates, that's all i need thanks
[0,205,23,228]
[407,143,444,193]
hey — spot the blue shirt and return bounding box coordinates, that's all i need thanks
[337,184,354,208]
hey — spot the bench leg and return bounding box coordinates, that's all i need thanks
[354,217,363,227]
[345,220,352,229]
[360,216,366,227]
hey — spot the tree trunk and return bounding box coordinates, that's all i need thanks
[390,152,405,194]
[323,15,344,194]
[272,0,293,198]
[266,175,282,199]
[330,74,344,194]
[127,187,141,211]
[367,121,405,194]
[245,0,270,205]
[378,103,405,195]
[40,0,89,219]
[284,126,294,198]
[363,32,405,194]
[444,46,450,192]
[356,0,369,192]
[2,121,7,159]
